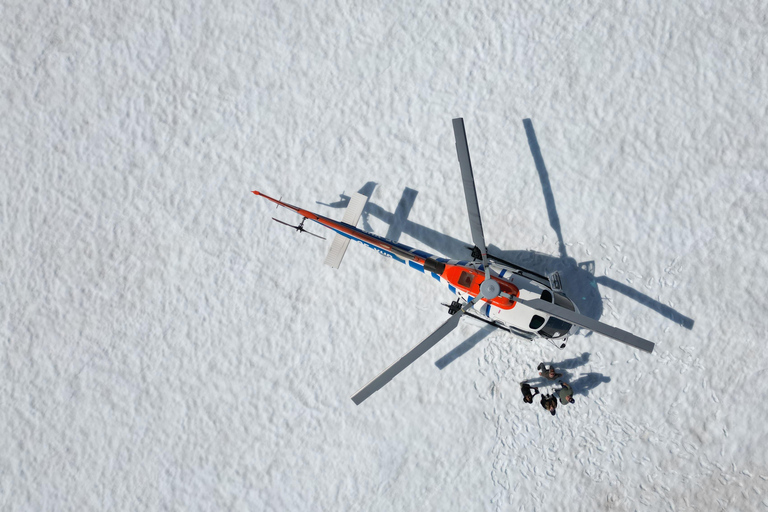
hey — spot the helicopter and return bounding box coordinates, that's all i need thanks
[252,118,655,405]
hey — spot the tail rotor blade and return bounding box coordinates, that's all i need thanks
[271,217,326,240]
[302,229,326,240]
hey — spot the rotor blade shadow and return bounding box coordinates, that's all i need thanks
[385,188,418,241]
[595,275,695,329]
[318,184,464,253]
[322,194,470,257]
[523,118,567,259]
[434,326,496,370]
[364,201,470,257]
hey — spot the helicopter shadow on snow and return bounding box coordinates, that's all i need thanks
[316,119,694,369]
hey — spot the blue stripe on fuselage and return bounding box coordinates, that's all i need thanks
[329,228,405,263]
[409,261,424,272]
[327,226,437,276]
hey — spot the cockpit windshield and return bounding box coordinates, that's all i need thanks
[538,292,575,339]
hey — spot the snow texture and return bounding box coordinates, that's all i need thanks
[2,1,768,510]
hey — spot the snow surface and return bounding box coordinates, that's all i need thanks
[3,1,768,510]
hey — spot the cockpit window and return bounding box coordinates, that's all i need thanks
[538,293,576,339]
[553,292,575,311]
[458,271,474,288]
[540,290,552,302]
[529,315,545,329]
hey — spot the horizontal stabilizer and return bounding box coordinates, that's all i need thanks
[324,193,368,269]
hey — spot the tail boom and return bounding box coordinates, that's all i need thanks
[253,190,431,266]
[253,191,522,310]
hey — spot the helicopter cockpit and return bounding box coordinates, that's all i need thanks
[536,289,576,339]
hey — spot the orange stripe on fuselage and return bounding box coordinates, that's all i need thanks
[442,264,519,309]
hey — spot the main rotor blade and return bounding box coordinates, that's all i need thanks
[511,295,655,353]
[351,293,488,405]
[452,118,489,273]
[351,312,463,405]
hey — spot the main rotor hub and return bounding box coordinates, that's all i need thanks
[480,279,501,299]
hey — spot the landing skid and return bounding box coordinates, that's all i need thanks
[442,301,536,339]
